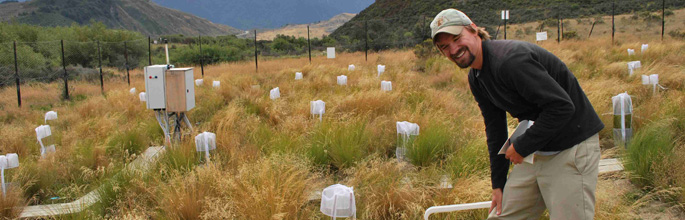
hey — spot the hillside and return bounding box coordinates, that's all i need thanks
[256,13,355,41]
[331,0,685,49]
[151,0,373,30]
[0,0,242,37]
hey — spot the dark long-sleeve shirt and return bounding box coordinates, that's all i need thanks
[468,40,604,190]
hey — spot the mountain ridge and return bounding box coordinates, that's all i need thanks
[0,0,242,37]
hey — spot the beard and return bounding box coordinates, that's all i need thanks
[451,48,475,69]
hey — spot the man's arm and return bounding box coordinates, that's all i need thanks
[501,53,575,157]
[468,74,509,190]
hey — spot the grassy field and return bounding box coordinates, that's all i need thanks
[1,21,685,220]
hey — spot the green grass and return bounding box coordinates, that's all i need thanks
[445,138,490,178]
[626,119,676,187]
[406,121,455,167]
[105,128,148,162]
[307,120,369,170]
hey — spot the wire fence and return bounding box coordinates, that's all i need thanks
[0,0,682,107]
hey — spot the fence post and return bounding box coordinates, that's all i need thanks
[199,35,204,77]
[254,30,258,73]
[661,0,665,41]
[588,21,596,39]
[307,25,311,64]
[612,1,615,45]
[61,40,69,100]
[124,41,130,86]
[148,36,152,65]
[557,16,561,43]
[365,20,368,62]
[97,41,103,93]
[504,15,507,40]
[560,17,564,41]
[13,41,20,107]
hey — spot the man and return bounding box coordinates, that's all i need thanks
[430,9,604,220]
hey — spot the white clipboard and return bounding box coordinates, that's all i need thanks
[498,120,535,164]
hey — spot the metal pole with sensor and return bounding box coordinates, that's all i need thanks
[501,10,509,40]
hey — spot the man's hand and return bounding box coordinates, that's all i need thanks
[490,188,503,215]
[505,143,524,164]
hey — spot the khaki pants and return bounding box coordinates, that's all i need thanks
[488,134,600,220]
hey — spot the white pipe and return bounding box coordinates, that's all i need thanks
[165,43,170,65]
[204,134,210,163]
[424,201,492,220]
[1,168,5,198]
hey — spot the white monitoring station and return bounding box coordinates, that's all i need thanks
[144,39,195,143]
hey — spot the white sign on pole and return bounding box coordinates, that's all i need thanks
[536,32,548,41]
[501,10,509,20]
[327,47,335,59]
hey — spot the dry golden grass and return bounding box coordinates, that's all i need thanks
[0,19,684,219]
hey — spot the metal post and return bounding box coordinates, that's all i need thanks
[560,17,564,41]
[61,40,69,100]
[254,30,258,73]
[13,41,20,107]
[148,36,152,65]
[557,17,561,43]
[365,20,368,62]
[504,19,507,40]
[97,41,103,93]
[307,25,311,64]
[612,1,615,45]
[124,41,130,86]
[662,0,665,41]
[199,35,204,77]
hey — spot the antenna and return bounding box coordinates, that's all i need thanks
[164,39,170,65]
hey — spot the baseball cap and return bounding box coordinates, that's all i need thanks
[430,9,473,40]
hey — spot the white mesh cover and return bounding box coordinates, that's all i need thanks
[194,132,216,152]
[377,65,386,77]
[627,61,641,75]
[213,81,220,88]
[295,72,303,80]
[195,79,204,86]
[139,92,147,102]
[641,75,649,85]
[337,75,347,86]
[612,92,633,143]
[396,121,420,136]
[649,74,658,85]
[5,153,18,169]
[348,64,355,71]
[44,111,57,123]
[35,125,56,156]
[320,184,356,218]
[641,44,648,53]
[270,87,280,100]
[310,100,325,121]
[381,81,392,92]
[627,49,635,56]
[129,88,136,94]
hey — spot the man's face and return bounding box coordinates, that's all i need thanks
[434,27,478,68]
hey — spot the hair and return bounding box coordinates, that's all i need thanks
[465,25,491,41]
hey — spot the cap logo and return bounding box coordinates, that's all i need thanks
[437,17,446,26]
